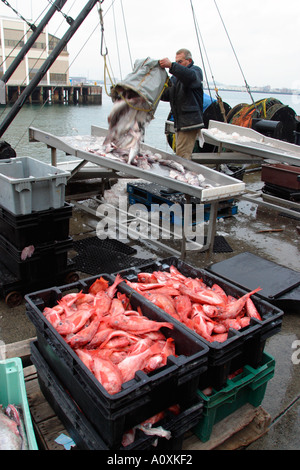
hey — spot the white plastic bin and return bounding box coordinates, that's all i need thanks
[0,157,70,215]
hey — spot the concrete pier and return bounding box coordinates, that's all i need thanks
[2,84,102,105]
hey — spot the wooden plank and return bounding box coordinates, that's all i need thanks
[24,367,71,450]
[0,337,36,362]
[215,407,271,450]
[38,417,67,451]
[183,404,271,450]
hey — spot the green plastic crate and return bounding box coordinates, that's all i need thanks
[193,352,275,442]
[0,357,38,450]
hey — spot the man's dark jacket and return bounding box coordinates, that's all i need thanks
[161,60,204,132]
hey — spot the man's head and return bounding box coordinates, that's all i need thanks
[175,48,192,67]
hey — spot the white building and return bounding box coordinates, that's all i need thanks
[0,16,69,86]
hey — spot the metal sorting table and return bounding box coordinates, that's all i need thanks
[29,125,245,257]
[201,120,300,218]
[201,120,300,166]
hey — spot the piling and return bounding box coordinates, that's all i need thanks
[1,84,102,105]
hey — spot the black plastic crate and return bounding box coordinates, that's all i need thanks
[0,258,77,307]
[31,340,203,450]
[117,256,284,390]
[0,202,72,250]
[0,234,72,280]
[25,274,208,448]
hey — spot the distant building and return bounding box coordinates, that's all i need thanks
[70,76,88,85]
[0,16,70,86]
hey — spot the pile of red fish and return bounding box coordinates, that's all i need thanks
[125,265,262,343]
[42,275,175,395]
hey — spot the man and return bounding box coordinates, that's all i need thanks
[159,49,204,160]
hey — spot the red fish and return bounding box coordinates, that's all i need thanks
[89,276,109,295]
[246,297,262,320]
[191,313,214,341]
[144,338,175,373]
[94,290,113,316]
[215,287,262,320]
[178,283,225,306]
[99,329,139,349]
[58,292,94,315]
[183,277,206,292]
[109,297,125,316]
[87,327,115,349]
[173,295,192,322]
[210,333,228,343]
[124,280,143,293]
[140,330,166,341]
[56,305,94,336]
[143,286,181,296]
[117,292,132,310]
[66,315,101,349]
[127,337,154,355]
[141,292,179,319]
[75,347,95,370]
[150,271,174,283]
[92,357,123,395]
[117,342,165,383]
[213,318,242,333]
[106,274,124,298]
[43,305,64,329]
[211,284,228,304]
[107,314,174,335]
[169,265,187,281]
[123,267,264,344]
[137,272,159,283]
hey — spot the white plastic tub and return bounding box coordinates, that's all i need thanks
[0,157,70,215]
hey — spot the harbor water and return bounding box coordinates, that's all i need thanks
[0,89,299,162]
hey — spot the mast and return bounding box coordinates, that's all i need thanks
[0,0,68,104]
[0,0,100,137]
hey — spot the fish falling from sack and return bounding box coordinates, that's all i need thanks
[104,90,153,164]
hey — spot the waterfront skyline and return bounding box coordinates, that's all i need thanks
[0,0,299,91]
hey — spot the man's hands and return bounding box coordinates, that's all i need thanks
[159,58,172,69]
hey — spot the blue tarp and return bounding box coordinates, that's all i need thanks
[203,92,216,112]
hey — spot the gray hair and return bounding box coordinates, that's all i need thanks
[176,48,192,60]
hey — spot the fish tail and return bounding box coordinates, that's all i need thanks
[160,322,174,330]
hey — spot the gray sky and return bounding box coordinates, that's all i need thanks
[0,0,299,90]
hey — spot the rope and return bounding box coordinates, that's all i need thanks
[7,0,97,149]
[190,0,211,99]
[190,0,227,122]
[213,0,256,108]
[0,3,49,71]
[120,0,133,70]
[228,98,285,128]
[46,0,74,25]
[1,0,36,30]
[99,0,168,113]
[112,0,122,79]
